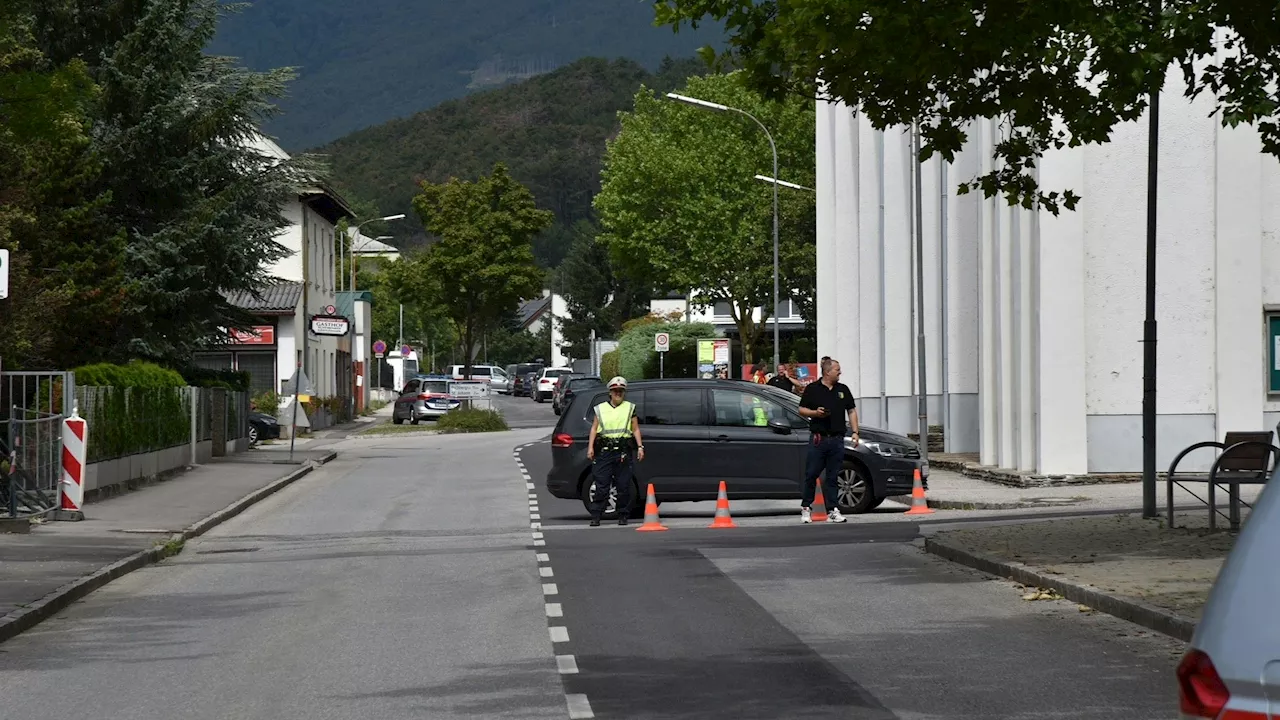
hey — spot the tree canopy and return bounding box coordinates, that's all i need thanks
[594,72,815,363]
[656,0,1280,212]
[412,163,551,374]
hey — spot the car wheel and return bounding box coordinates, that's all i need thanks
[410,417,419,425]
[580,475,641,519]
[248,425,259,446]
[393,415,404,425]
[836,463,876,514]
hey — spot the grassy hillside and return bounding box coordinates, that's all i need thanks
[315,56,708,265]
[209,0,720,149]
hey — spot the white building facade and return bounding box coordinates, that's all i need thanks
[817,77,1280,475]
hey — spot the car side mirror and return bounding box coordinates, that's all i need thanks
[768,419,793,435]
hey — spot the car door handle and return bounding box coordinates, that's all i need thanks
[714,435,731,442]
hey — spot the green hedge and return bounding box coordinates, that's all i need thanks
[616,318,717,379]
[599,349,620,381]
[77,386,190,462]
[436,408,508,434]
[73,361,186,388]
[180,366,251,391]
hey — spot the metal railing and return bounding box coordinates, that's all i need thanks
[1,372,73,518]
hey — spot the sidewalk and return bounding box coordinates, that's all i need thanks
[901,467,1265,512]
[920,507,1253,642]
[0,445,336,643]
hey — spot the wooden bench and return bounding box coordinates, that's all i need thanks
[1166,430,1278,531]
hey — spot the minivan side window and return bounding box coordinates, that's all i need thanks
[640,388,702,425]
[578,391,646,427]
[711,389,791,428]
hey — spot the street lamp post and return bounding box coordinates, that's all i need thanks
[348,214,405,291]
[667,92,781,373]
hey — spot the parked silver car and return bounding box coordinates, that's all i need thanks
[1176,475,1278,719]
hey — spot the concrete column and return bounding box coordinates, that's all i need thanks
[857,119,885,419]
[996,157,1016,469]
[1034,145,1089,475]
[883,128,915,433]
[978,120,999,466]
[1015,204,1037,472]
[945,135,983,453]
[833,106,861,394]
[815,100,839,362]
[1214,121,1264,435]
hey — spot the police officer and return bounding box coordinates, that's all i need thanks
[586,376,645,526]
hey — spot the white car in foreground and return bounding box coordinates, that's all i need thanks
[1176,473,1278,719]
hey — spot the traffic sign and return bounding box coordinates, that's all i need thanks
[372,339,387,355]
[655,332,670,353]
[374,352,384,359]
[324,304,336,315]
[400,344,412,356]
[0,249,8,299]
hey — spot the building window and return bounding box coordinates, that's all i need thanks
[1269,316,1280,394]
[713,301,732,319]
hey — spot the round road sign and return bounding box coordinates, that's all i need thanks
[372,340,387,354]
[324,304,336,315]
[401,344,412,356]
[655,332,670,352]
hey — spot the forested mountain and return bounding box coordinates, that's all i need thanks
[208,0,720,149]
[315,56,709,265]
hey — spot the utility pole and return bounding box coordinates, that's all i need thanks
[1141,0,1163,518]
[912,125,930,468]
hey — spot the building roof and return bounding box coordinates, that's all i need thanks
[335,290,373,318]
[517,295,552,328]
[225,280,303,316]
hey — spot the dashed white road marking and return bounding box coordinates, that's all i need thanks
[531,513,541,520]
[542,583,558,596]
[527,483,535,490]
[539,566,554,577]
[557,655,580,675]
[545,602,563,617]
[549,626,570,643]
[565,692,593,717]
[532,531,544,539]
[537,553,550,563]
[534,539,545,546]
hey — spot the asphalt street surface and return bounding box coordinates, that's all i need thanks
[0,395,1184,719]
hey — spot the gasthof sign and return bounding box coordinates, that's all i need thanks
[310,315,350,336]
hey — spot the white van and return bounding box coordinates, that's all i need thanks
[446,364,510,394]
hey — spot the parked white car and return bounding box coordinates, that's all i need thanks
[445,364,510,394]
[532,367,572,403]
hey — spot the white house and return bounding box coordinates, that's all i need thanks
[194,137,355,425]
[649,292,807,337]
[816,71,1280,474]
[519,290,573,368]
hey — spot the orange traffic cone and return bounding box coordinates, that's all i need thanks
[708,481,738,529]
[811,480,829,522]
[903,468,934,515]
[635,483,668,532]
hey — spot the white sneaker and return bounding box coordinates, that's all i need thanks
[827,508,848,523]
[801,507,812,524]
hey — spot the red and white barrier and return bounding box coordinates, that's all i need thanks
[61,411,87,514]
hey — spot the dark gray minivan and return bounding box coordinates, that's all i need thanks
[546,379,926,517]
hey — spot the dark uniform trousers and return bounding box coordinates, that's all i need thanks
[590,448,634,517]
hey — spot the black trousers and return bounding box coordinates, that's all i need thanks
[589,449,634,517]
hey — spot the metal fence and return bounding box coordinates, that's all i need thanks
[77,386,249,462]
[1,371,74,518]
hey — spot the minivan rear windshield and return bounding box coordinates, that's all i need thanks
[421,381,449,394]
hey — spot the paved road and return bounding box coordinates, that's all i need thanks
[0,428,1183,719]
[493,391,560,430]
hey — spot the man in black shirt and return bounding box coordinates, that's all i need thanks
[767,362,797,394]
[797,357,859,523]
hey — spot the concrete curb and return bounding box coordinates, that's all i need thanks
[923,536,1197,642]
[887,494,1032,510]
[0,450,338,645]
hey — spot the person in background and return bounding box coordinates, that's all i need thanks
[796,357,858,524]
[751,360,768,384]
[768,362,798,394]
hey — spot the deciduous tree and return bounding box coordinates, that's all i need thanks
[593,72,814,363]
[412,163,551,376]
[656,0,1280,212]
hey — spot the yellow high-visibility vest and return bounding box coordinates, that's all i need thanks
[596,400,635,438]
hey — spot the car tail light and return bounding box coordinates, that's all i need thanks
[1177,650,1230,718]
[552,433,574,448]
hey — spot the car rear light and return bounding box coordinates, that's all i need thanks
[552,433,574,448]
[1177,650,1230,718]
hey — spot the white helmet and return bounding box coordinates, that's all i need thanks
[607,376,628,390]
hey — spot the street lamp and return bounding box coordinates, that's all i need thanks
[348,214,404,291]
[754,175,813,192]
[667,92,782,373]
